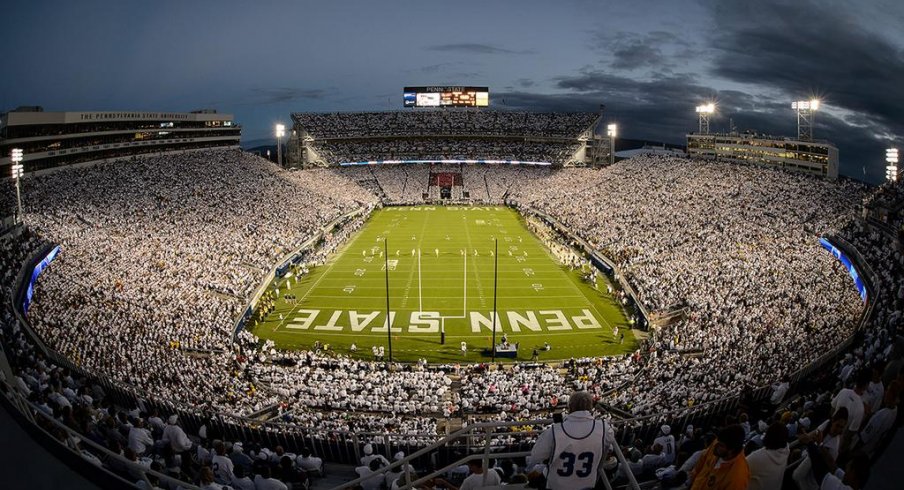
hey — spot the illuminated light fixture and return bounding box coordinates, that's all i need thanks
[10,148,25,224]
[275,124,286,167]
[695,103,715,134]
[887,148,899,182]
[792,99,821,141]
[607,124,618,165]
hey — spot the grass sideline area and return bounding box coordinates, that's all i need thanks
[249,206,635,363]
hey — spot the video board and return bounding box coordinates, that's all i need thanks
[403,86,489,107]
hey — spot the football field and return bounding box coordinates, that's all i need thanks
[249,206,635,362]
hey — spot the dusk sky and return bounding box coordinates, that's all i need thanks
[2,0,902,182]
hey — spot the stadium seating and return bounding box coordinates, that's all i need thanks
[1,147,902,489]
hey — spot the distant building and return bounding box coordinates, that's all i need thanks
[687,132,838,179]
[0,107,240,176]
[615,144,686,159]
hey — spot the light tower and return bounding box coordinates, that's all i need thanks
[695,103,715,134]
[607,123,618,165]
[10,148,25,224]
[275,124,286,167]
[887,148,899,183]
[792,99,820,141]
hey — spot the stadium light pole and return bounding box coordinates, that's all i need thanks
[275,124,286,167]
[491,238,498,362]
[384,238,393,363]
[792,99,820,141]
[695,103,715,134]
[887,148,899,183]
[607,124,618,165]
[10,148,24,224]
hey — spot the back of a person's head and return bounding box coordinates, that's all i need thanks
[370,457,384,471]
[200,466,215,484]
[301,447,312,458]
[763,422,788,450]
[568,391,593,413]
[717,425,746,455]
[855,369,871,390]
[280,455,293,468]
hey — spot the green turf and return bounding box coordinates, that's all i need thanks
[249,205,635,362]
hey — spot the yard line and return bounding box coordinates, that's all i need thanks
[418,247,423,312]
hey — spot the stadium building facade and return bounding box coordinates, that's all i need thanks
[687,132,839,179]
[0,106,240,176]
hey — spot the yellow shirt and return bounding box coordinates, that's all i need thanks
[691,441,750,490]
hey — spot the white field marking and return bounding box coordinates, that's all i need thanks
[278,328,618,339]
[302,294,587,300]
[418,248,423,312]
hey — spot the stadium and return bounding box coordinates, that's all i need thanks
[1,4,903,490]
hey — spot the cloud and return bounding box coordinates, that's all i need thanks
[425,43,534,55]
[702,0,904,162]
[248,88,327,105]
[515,78,535,88]
[593,31,697,71]
[495,65,892,182]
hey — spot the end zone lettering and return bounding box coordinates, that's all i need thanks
[284,309,602,333]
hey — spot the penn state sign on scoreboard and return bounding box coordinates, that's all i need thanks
[403,86,489,107]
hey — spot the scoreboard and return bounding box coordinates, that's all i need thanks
[403,86,489,108]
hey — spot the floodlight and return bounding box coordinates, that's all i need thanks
[695,104,715,114]
[10,148,25,224]
[607,123,618,137]
[275,124,286,138]
[810,99,820,111]
[888,148,900,183]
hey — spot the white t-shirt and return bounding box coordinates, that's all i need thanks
[460,470,502,490]
[253,475,288,490]
[831,388,865,431]
[859,406,897,455]
[212,454,235,484]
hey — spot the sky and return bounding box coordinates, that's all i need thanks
[1,0,902,182]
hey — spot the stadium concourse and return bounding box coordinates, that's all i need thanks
[0,146,901,489]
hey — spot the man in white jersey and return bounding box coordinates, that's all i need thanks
[528,391,615,490]
[653,425,676,465]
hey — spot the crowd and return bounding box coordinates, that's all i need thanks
[292,110,598,139]
[312,139,581,166]
[1,144,902,488]
[508,156,871,415]
[20,149,377,416]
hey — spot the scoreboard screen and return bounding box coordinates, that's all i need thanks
[403,86,489,108]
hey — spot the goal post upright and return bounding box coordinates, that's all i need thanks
[384,238,392,363]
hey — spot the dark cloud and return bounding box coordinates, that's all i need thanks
[496,65,891,182]
[593,31,695,71]
[515,78,535,88]
[425,43,534,55]
[704,0,904,158]
[249,88,326,105]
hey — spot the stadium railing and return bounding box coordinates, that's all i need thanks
[0,325,200,489]
[1,223,882,488]
[334,419,641,490]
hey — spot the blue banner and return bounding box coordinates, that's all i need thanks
[23,245,61,314]
[819,237,867,301]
